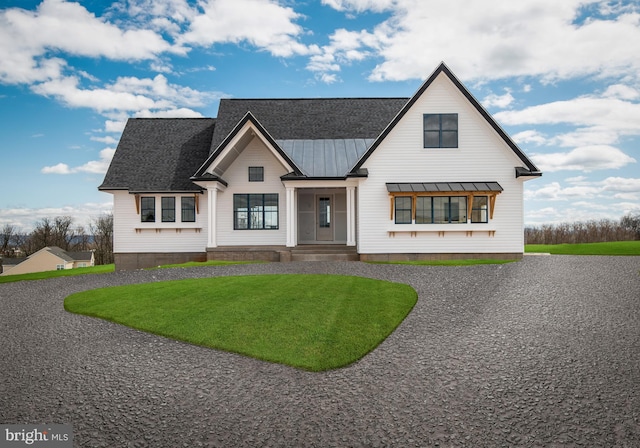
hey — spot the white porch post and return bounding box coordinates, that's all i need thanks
[207,186,217,248]
[346,186,356,246]
[286,187,296,247]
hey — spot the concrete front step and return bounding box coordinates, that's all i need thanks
[290,252,359,262]
[289,245,359,262]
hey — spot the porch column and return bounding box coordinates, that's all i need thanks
[346,186,356,246]
[286,187,296,247]
[207,186,217,248]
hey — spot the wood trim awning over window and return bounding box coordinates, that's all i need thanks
[386,182,503,221]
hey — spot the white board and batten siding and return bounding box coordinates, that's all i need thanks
[358,72,528,255]
[215,136,289,246]
[112,191,208,253]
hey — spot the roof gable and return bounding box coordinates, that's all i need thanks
[193,112,301,181]
[351,63,541,176]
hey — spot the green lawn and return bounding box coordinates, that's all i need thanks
[0,264,115,284]
[64,274,417,371]
[525,240,640,255]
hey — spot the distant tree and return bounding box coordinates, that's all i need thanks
[621,212,640,240]
[1,224,16,255]
[90,213,113,265]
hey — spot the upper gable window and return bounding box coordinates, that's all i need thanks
[424,114,458,148]
[248,166,264,182]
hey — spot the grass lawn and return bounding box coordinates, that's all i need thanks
[0,264,115,284]
[525,240,640,256]
[64,274,417,371]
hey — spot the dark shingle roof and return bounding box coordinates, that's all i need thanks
[99,118,216,192]
[209,98,408,153]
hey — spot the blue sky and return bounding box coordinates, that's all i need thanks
[1,0,639,231]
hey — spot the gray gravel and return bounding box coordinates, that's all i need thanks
[1,256,639,447]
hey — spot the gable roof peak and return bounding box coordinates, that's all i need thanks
[351,61,541,175]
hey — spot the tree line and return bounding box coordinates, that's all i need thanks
[525,212,640,245]
[0,213,114,265]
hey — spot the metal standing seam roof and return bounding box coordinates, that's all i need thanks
[277,139,375,177]
[386,182,503,193]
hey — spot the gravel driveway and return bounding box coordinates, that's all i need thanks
[1,256,639,447]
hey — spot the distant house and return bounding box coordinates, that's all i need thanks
[0,246,95,276]
[100,63,541,270]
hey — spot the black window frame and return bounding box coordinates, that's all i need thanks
[415,196,434,224]
[471,196,489,223]
[248,166,264,182]
[161,197,175,223]
[140,197,155,223]
[233,193,279,230]
[424,113,458,148]
[181,197,196,223]
[394,196,413,224]
[433,196,467,224]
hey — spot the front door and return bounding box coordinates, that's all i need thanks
[316,195,333,241]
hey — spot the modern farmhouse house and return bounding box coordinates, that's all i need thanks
[100,63,541,270]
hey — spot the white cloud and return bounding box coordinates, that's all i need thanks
[42,148,116,175]
[179,0,313,57]
[322,0,396,13]
[0,202,113,232]
[530,145,636,172]
[482,90,514,109]
[512,130,548,146]
[90,136,119,145]
[525,176,640,203]
[30,74,218,115]
[0,0,175,84]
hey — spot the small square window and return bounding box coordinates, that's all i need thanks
[248,166,264,182]
[424,114,458,148]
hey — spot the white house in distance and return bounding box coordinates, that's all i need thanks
[99,63,541,270]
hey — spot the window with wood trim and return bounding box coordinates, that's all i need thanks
[390,192,497,224]
[471,196,489,223]
[395,197,412,224]
[424,114,458,148]
[140,197,155,222]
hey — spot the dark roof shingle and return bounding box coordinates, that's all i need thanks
[209,98,408,153]
[99,118,216,192]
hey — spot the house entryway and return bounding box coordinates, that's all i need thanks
[297,188,348,244]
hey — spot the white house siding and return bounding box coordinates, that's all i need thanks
[215,136,289,246]
[112,191,208,253]
[358,72,528,255]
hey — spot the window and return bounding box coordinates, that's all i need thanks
[471,196,489,223]
[234,194,279,230]
[319,197,331,228]
[141,197,155,222]
[434,196,467,223]
[395,197,412,224]
[248,166,264,182]
[161,197,175,222]
[56,264,65,270]
[181,197,196,222]
[416,197,433,224]
[424,114,458,148]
